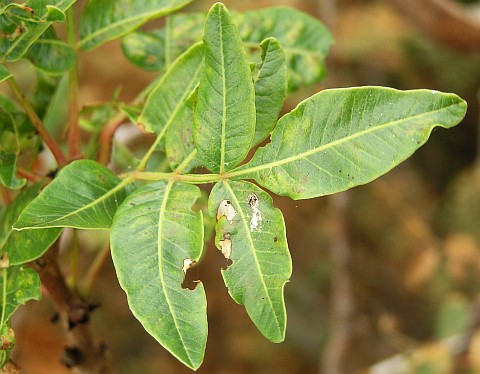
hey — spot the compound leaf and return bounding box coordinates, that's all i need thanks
[79,0,192,51]
[14,160,131,230]
[111,181,207,370]
[209,180,291,342]
[194,3,255,173]
[235,87,467,199]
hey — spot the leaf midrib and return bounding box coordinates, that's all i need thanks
[237,103,459,176]
[78,1,190,49]
[224,181,282,335]
[156,181,194,366]
[14,176,132,230]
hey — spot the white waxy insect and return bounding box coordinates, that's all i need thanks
[216,200,237,223]
[247,193,262,232]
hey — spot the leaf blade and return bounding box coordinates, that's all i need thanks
[209,180,292,342]
[194,3,256,173]
[0,184,62,265]
[111,181,207,370]
[14,160,131,230]
[253,37,287,145]
[236,87,467,199]
[138,42,204,135]
[79,0,192,51]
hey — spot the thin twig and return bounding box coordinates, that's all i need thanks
[7,78,67,167]
[16,168,46,183]
[67,6,82,161]
[82,241,111,299]
[98,112,127,165]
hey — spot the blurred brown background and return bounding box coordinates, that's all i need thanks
[9,0,480,373]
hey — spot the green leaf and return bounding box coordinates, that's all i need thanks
[78,0,192,51]
[235,87,467,199]
[26,28,76,74]
[165,93,203,172]
[14,160,132,230]
[0,0,76,62]
[237,7,333,91]
[208,180,291,342]
[0,266,41,325]
[194,3,256,174]
[138,43,204,134]
[0,184,62,266]
[111,181,207,370]
[0,65,12,84]
[121,12,205,71]
[45,5,66,22]
[0,151,25,190]
[121,7,332,91]
[253,37,287,145]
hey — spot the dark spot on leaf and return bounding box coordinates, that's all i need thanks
[273,236,278,242]
[129,202,136,206]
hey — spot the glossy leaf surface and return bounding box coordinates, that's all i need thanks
[0,184,62,266]
[209,180,291,342]
[194,3,255,173]
[236,87,467,199]
[111,181,207,370]
[14,160,131,230]
[79,0,192,51]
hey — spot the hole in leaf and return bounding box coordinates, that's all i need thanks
[181,259,200,290]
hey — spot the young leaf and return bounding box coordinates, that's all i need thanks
[14,160,132,230]
[26,27,76,74]
[138,43,204,135]
[234,87,467,199]
[0,0,76,62]
[0,151,25,190]
[0,266,41,325]
[194,3,256,174]
[0,184,62,266]
[237,7,333,91]
[111,181,207,370]
[165,93,203,172]
[253,37,287,146]
[0,65,12,83]
[208,180,292,342]
[78,0,193,51]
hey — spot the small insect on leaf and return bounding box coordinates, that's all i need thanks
[247,193,262,232]
[216,200,237,223]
